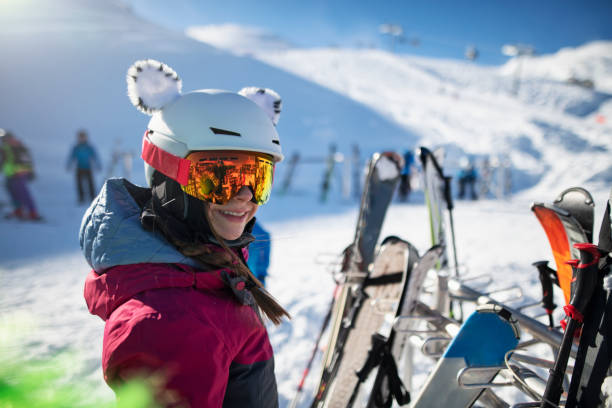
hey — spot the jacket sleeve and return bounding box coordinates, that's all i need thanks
[102,296,233,407]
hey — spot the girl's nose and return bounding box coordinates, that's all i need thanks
[232,186,254,202]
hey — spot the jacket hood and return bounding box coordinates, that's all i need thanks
[79,178,202,272]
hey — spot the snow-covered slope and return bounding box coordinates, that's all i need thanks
[501,41,612,94]
[187,22,612,195]
[186,23,294,56]
[2,2,612,407]
[248,47,612,196]
[0,0,414,204]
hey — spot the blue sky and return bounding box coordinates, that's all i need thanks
[127,0,612,65]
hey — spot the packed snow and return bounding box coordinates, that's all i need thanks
[1,1,612,407]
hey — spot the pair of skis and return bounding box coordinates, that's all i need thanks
[418,147,462,320]
[531,187,595,304]
[289,151,405,408]
[547,190,612,408]
[295,148,527,408]
[308,151,409,408]
[296,151,448,408]
[405,147,523,407]
[531,186,612,407]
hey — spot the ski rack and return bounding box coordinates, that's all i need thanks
[457,366,514,389]
[390,185,601,408]
[397,280,576,408]
[459,273,494,286]
[420,336,452,357]
[393,314,457,334]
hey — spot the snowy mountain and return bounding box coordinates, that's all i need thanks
[255,48,612,195]
[0,0,414,205]
[2,2,612,407]
[186,24,294,56]
[501,41,612,94]
[187,23,612,196]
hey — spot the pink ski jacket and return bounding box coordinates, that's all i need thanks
[81,179,278,408]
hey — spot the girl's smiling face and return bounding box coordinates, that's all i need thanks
[206,186,258,240]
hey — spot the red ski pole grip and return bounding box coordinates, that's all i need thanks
[563,304,584,323]
[574,243,601,269]
[569,243,602,316]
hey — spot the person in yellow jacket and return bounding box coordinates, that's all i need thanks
[0,130,41,220]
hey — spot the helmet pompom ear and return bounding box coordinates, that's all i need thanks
[127,59,182,115]
[238,87,282,126]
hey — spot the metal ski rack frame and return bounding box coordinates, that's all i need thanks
[394,279,577,407]
[448,280,575,356]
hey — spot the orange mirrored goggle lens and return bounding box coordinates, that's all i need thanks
[181,151,275,205]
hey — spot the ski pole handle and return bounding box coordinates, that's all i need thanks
[569,243,601,315]
[443,175,454,211]
[533,261,556,327]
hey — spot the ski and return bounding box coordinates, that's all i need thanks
[531,187,594,304]
[349,244,444,408]
[418,146,461,319]
[418,147,449,269]
[410,304,520,408]
[308,152,403,408]
[319,237,412,408]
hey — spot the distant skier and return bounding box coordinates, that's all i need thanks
[399,149,415,202]
[457,157,478,200]
[81,59,288,408]
[0,130,41,220]
[66,129,100,204]
[247,221,271,286]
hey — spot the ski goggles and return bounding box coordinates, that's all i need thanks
[180,150,275,205]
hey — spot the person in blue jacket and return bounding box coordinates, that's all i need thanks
[399,149,415,202]
[247,221,271,286]
[457,157,478,200]
[66,130,100,204]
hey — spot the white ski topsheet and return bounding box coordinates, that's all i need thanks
[375,155,400,181]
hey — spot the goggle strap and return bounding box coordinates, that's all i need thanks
[141,132,191,186]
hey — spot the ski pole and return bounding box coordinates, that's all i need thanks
[443,175,463,321]
[289,287,336,408]
[533,261,558,329]
[540,243,602,408]
[443,176,459,279]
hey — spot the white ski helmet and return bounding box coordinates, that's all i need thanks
[126,59,283,186]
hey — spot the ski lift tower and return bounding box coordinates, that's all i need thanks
[379,23,404,53]
[501,43,535,95]
[465,45,479,61]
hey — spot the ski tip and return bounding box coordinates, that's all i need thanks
[476,304,521,339]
